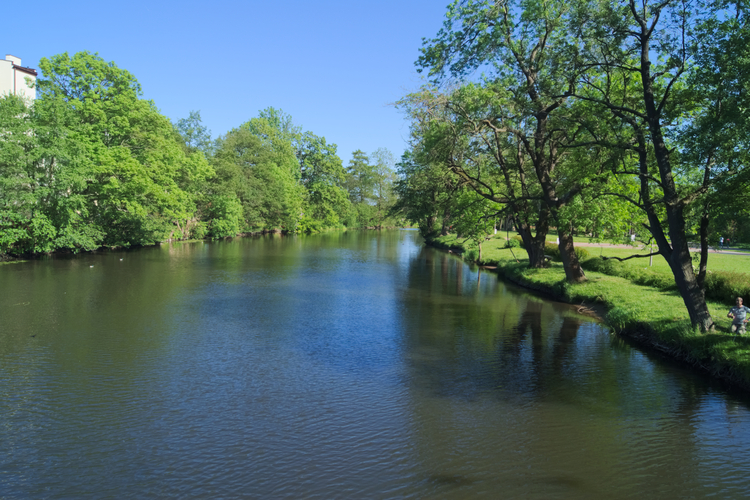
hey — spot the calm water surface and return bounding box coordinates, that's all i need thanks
[2,230,750,498]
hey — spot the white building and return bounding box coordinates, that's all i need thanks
[0,54,37,101]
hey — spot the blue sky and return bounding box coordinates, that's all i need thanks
[3,0,449,165]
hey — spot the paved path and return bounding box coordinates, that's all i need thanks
[569,241,750,255]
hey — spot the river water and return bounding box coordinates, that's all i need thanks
[2,230,750,498]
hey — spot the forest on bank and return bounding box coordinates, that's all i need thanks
[0,52,400,259]
[392,0,750,330]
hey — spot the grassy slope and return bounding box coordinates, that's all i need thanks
[435,233,750,389]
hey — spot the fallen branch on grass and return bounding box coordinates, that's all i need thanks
[601,251,661,262]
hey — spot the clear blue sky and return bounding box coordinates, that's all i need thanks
[3,0,449,165]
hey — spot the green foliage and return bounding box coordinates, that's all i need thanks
[0,211,53,255]
[205,194,244,239]
[0,52,223,255]
[206,108,355,235]
[703,272,750,305]
[296,131,351,230]
[582,257,676,290]
[392,150,455,237]
[1,54,362,255]
[33,51,212,249]
[544,242,590,262]
[211,117,303,233]
[504,237,520,249]
[463,248,478,262]
[345,148,398,228]
[407,0,750,326]
[175,110,215,157]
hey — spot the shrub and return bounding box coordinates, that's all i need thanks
[703,271,750,304]
[504,237,520,249]
[544,242,590,262]
[582,256,617,274]
[583,256,750,305]
[544,242,560,260]
[582,257,675,290]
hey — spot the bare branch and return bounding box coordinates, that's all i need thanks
[602,251,661,262]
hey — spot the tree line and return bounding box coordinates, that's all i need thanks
[393,0,750,331]
[0,52,400,259]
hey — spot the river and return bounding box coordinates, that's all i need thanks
[2,230,750,498]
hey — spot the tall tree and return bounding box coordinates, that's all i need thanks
[33,51,212,248]
[566,0,750,329]
[296,132,351,231]
[370,147,398,228]
[211,116,303,233]
[345,149,376,205]
[0,95,55,255]
[392,150,459,239]
[399,83,553,267]
[416,0,593,282]
[175,110,215,157]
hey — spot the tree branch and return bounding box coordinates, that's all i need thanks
[602,251,661,261]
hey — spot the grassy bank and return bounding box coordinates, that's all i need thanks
[433,233,750,390]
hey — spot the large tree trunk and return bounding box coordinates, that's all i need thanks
[521,227,547,268]
[515,209,549,268]
[557,226,586,283]
[634,128,714,331]
[440,208,451,236]
[667,225,714,330]
[636,20,714,331]
[421,214,438,239]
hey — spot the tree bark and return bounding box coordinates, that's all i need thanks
[440,208,451,236]
[667,225,714,330]
[697,202,709,289]
[635,12,714,331]
[557,225,586,283]
[516,209,549,268]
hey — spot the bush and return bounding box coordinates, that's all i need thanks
[582,256,750,305]
[543,242,590,262]
[504,237,520,249]
[544,242,560,260]
[582,257,675,290]
[703,271,750,304]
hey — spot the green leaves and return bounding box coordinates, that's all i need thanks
[0,52,216,255]
[0,52,375,255]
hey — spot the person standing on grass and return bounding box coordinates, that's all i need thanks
[720,236,724,248]
[727,297,750,334]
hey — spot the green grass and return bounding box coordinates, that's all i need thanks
[475,234,750,303]
[434,233,750,389]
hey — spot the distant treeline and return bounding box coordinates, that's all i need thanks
[0,51,400,258]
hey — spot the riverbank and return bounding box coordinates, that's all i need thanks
[0,226,360,262]
[429,235,750,392]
